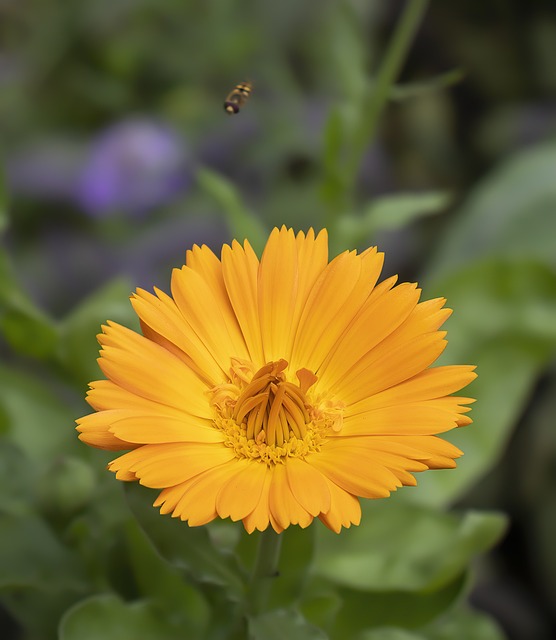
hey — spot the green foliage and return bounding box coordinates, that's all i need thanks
[248,609,329,640]
[125,482,246,597]
[425,141,556,281]
[197,168,268,253]
[0,164,7,233]
[0,251,59,359]
[337,191,451,247]
[60,594,186,640]
[313,502,506,592]
[57,277,137,388]
[355,606,506,640]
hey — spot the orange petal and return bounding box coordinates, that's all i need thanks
[318,476,361,533]
[221,239,265,366]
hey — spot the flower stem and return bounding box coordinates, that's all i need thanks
[346,0,429,183]
[246,529,283,615]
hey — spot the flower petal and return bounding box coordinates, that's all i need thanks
[269,463,313,529]
[108,443,235,487]
[131,287,223,385]
[171,264,250,372]
[341,401,466,436]
[76,410,137,450]
[290,248,382,372]
[334,332,448,404]
[317,282,420,390]
[285,457,331,516]
[108,414,224,444]
[242,469,273,533]
[216,459,267,521]
[318,476,361,533]
[98,322,210,418]
[348,365,477,414]
[222,239,265,366]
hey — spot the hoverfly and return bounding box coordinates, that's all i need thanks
[224,81,252,115]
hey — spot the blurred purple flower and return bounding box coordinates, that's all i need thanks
[76,119,190,217]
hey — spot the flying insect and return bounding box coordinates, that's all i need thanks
[224,81,252,115]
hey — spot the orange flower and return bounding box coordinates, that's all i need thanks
[77,227,475,533]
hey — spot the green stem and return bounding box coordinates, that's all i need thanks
[245,529,283,615]
[346,0,429,190]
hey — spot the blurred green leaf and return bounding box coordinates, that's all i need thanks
[57,277,136,388]
[338,191,451,244]
[328,2,367,103]
[422,605,506,640]
[37,456,97,516]
[410,259,556,507]
[357,628,425,640]
[0,250,59,359]
[356,605,506,640]
[313,502,506,592]
[248,608,328,640]
[0,440,35,514]
[0,307,60,358]
[327,573,468,638]
[300,586,343,634]
[197,168,267,254]
[59,594,184,640]
[425,141,556,281]
[0,364,76,460]
[126,520,210,637]
[125,482,246,597]
[0,162,7,233]
[2,588,87,640]
[0,512,85,591]
[390,68,466,102]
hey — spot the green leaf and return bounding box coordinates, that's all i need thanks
[126,520,210,637]
[0,512,85,591]
[0,440,34,514]
[57,277,137,388]
[0,162,8,233]
[357,628,425,640]
[197,168,267,254]
[389,68,466,102]
[300,586,343,634]
[125,482,246,597]
[0,250,59,359]
[338,191,451,243]
[0,364,77,460]
[313,502,506,592]
[422,606,506,640]
[409,259,556,507]
[59,594,185,640]
[425,141,556,282]
[37,456,97,516]
[327,573,468,637]
[248,608,328,640]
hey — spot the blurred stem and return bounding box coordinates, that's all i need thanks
[348,0,429,181]
[245,528,283,615]
[326,0,429,237]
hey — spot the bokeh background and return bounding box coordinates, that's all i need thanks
[1,1,556,639]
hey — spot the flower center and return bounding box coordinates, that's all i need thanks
[209,358,344,465]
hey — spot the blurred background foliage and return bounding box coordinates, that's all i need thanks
[1,0,556,638]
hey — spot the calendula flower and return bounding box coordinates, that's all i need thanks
[77,227,476,533]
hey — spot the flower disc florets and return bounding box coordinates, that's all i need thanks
[210,358,343,465]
